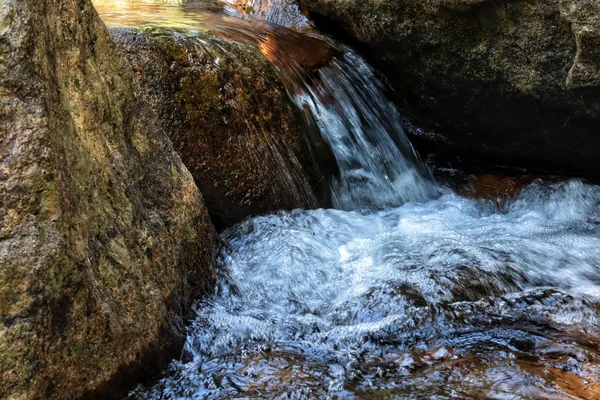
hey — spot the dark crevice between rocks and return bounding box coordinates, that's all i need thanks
[79,278,211,400]
[80,323,181,400]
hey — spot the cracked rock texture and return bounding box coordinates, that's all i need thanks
[298,0,600,174]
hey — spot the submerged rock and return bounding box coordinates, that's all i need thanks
[298,0,600,174]
[0,0,216,398]
[111,28,334,227]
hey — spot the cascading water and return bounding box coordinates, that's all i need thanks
[293,52,436,209]
[94,2,600,398]
[135,180,600,399]
[201,14,437,209]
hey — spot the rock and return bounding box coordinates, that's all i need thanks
[0,1,216,398]
[110,28,334,227]
[210,0,314,29]
[297,0,600,175]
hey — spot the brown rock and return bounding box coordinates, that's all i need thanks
[110,28,334,227]
[0,1,216,398]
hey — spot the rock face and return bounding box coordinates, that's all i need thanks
[111,28,334,227]
[298,0,600,174]
[0,1,216,399]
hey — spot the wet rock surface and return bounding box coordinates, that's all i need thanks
[110,28,334,227]
[0,1,216,398]
[298,0,600,175]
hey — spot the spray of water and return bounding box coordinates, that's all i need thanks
[295,51,436,209]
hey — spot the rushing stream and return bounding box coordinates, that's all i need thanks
[141,180,600,399]
[94,2,600,398]
[294,52,436,209]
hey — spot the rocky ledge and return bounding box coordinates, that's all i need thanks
[110,28,334,228]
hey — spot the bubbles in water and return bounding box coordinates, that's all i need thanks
[133,180,600,399]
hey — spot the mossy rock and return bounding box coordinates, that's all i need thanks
[111,28,334,228]
[0,1,216,398]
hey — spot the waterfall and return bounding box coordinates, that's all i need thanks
[133,18,600,400]
[294,50,436,209]
[201,13,438,209]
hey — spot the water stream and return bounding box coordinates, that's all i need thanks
[293,52,436,209]
[140,180,600,399]
[95,2,600,398]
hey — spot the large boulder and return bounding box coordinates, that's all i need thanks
[0,1,216,398]
[298,0,600,174]
[110,28,335,227]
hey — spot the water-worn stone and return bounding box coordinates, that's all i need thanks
[111,28,334,227]
[0,1,217,398]
[298,0,600,174]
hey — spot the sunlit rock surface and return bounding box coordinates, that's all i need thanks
[298,0,600,175]
[221,0,313,29]
[110,27,334,227]
[0,0,216,398]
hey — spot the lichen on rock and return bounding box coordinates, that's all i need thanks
[0,0,216,398]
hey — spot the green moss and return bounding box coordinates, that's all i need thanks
[0,281,17,322]
[183,226,198,247]
[69,340,87,357]
[177,73,220,120]
[153,31,193,66]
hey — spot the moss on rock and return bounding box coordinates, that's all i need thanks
[111,28,333,227]
[0,1,216,399]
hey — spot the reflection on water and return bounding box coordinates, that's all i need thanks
[93,0,311,30]
[94,0,320,68]
[93,0,213,30]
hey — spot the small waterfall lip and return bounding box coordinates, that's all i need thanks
[193,10,439,211]
[290,48,438,210]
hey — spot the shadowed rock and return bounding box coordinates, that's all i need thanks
[110,28,335,227]
[298,0,600,175]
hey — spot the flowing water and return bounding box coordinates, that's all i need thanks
[137,180,600,399]
[94,2,600,398]
[292,53,436,209]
